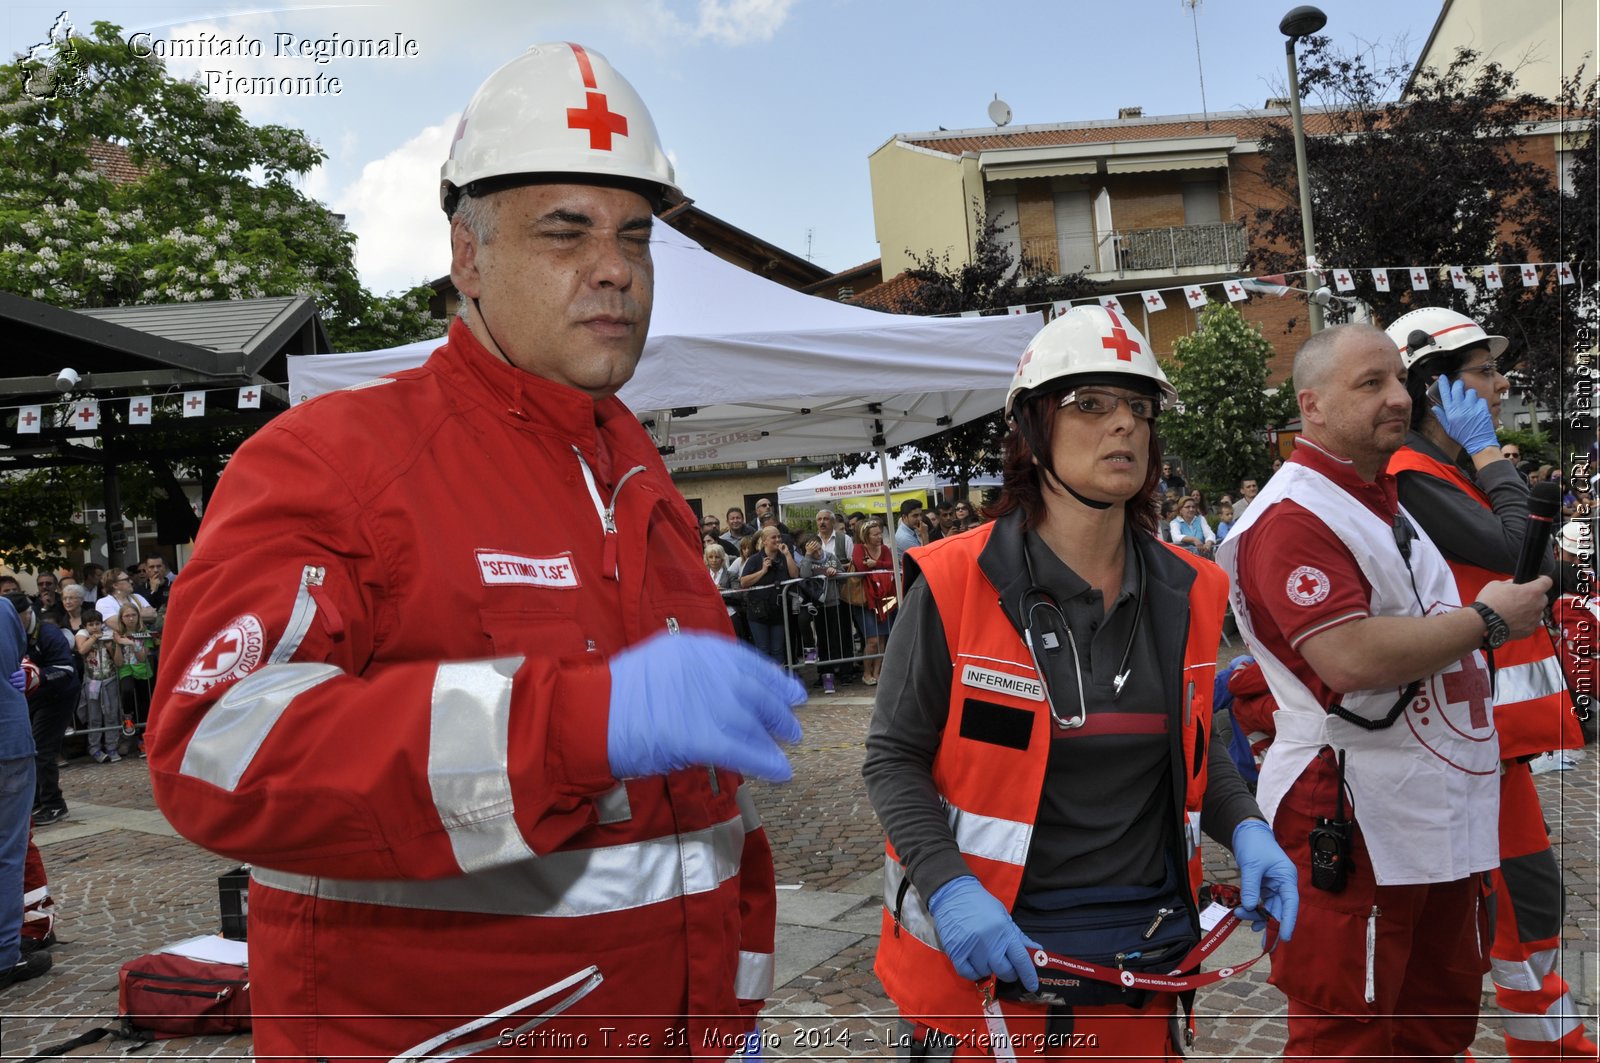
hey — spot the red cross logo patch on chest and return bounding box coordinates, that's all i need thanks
[1285,565,1331,606]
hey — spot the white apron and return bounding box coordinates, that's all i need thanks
[1217,458,1500,885]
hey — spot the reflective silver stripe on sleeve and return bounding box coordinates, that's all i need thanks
[595,783,632,825]
[882,856,941,950]
[1502,993,1582,1043]
[733,950,775,1000]
[946,802,1032,867]
[1495,657,1568,705]
[251,812,746,917]
[269,566,323,664]
[428,658,537,873]
[180,663,343,791]
[735,784,762,832]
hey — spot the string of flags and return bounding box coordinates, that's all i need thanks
[13,384,273,436]
[964,259,1578,320]
[0,258,1584,437]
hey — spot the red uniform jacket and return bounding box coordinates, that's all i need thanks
[148,321,775,1060]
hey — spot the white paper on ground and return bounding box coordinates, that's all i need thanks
[160,934,249,965]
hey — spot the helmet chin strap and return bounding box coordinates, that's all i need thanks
[1057,480,1115,511]
[470,296,514,364]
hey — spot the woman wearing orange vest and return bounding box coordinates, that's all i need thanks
[1384,307,1594,1060]
[863,306,1298,1059]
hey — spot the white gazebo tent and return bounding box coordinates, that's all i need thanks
[288,230,1043,597]
[777,453,1001,514]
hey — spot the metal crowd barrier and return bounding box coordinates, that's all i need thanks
[720,569,894,677]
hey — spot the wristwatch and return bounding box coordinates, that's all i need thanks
[1469,601,1511,650]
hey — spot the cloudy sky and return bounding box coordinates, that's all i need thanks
[5,1,1516,297]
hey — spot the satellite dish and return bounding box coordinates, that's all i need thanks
[988,95,1012,127]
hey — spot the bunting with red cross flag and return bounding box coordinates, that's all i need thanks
[1409,267,1429,291]
[182,391,206,418]
[1558,262,1575,285]
[1184,285,1208,309]
[1098,294,1125,315]
[1007,305,1028,316]
[237,386,262,409]
[1052,300,1072,319]
[1520,264,1539,287]
[1334,269,1355,292]
[1483,264,1503,289]
[127,396,153,425]
[71,398,99,431]
[1370,268,1391,292]
[17,405,42,434]
[1141,290,1167,312]
[1448,266,1469,290]
[1223,279,1248,302]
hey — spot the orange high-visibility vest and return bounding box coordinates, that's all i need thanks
[873,522,1227,1036]
[1390,445,1580,756]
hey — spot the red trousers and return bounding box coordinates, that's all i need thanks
[1268,753,1491,1062]
[21,831,53,943]
[1486,760,1596,1059]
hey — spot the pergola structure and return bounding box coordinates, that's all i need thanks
[0,292,330,567]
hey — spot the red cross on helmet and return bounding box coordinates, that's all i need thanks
[1005,304,1178,418]
[1383,306,1508,373]
[440,42,682,215]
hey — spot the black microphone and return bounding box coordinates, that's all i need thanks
[1513,482,1562,584]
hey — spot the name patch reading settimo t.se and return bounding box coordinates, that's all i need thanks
[476,550,582,589]
[960,663,1045,702]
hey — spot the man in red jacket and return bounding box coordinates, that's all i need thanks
[148,43,803,1061]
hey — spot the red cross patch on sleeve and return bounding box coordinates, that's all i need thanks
[176,614,266,696]
[1285,565,1331,606]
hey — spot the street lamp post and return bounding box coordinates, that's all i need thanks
[1281,5,1327,332]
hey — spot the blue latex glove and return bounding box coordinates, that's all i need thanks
[6,669,23,693]
[926,875,1042,991]
[1431,377,1499,456]
[1232,818,1299,942]
[607,631,804,782]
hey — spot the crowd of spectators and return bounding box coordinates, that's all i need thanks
[697,497,990,685]
[0,555,174,825]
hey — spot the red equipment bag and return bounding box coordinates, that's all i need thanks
[118,951,252,1038]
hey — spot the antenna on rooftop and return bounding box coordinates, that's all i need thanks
[988,94,1012,128]
[1184,0,1212,131]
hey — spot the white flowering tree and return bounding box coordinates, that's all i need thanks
[1158,301,1298,497]
[0,19,435,348]
[0,21,440,566]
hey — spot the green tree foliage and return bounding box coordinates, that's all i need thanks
[1,20,442,563]
[1159,301,1297,496]
[0,470,94,573]
[0,20,437,348]
[1246,41,1589,403]
[831,210,1097,490]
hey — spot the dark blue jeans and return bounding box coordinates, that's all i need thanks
[0,755,36,967]
[747,619,787,664]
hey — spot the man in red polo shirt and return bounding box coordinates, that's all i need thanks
[1217,323,1551,1061]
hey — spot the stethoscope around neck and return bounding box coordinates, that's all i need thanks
[1019,537,1146,730]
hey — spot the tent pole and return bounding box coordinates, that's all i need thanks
[879,446,904,605]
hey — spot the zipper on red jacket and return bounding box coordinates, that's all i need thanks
[573,448,646,582]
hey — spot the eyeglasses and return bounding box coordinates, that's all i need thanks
[1058,388,1158,420]
[1457,363,1502,381]
[115,576,133,583]
[1503,451,1521,459]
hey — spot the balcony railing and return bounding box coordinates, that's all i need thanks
[1020,221,1247,278]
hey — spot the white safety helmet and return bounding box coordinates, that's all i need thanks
[1384,306,1508,373]
[440,42,681,215]
[1005,304,1178,418]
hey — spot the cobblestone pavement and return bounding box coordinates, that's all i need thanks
[1,689,1594,1060]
